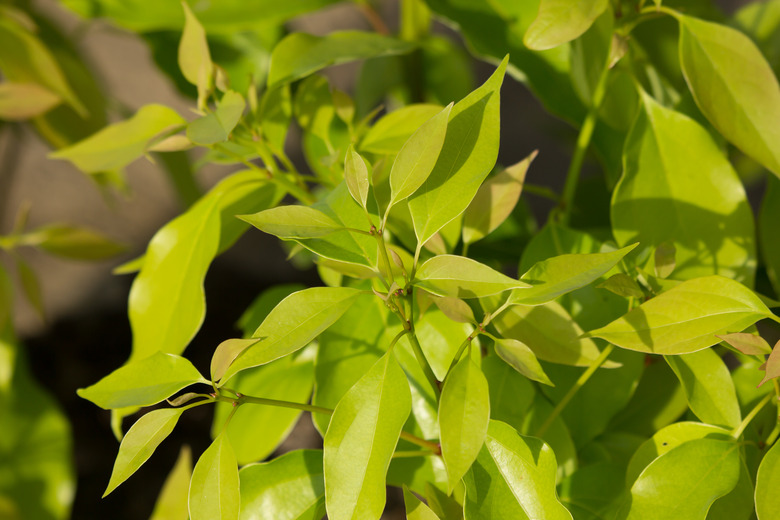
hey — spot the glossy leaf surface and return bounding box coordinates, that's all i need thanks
[524,0,609,50]
[756,439,780,519]
[189,433,239,520]
[494,337,552,385]
[240,205,343,239]
[415,254,528,299]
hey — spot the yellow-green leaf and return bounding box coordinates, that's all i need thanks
[344,145,370,210]
[178,1,213,108]
[494,337,553,386]
[415,255,529,299]
[403,485,440,520]
[241,205,343,239]
[187,90,245,145]
[756,439,780,519]
[0,82,60,120]
[524,0,609,50]
[149,445,192,520]
[189,433,239,520]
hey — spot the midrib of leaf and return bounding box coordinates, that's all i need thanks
[487,436,542,518]
[126,415,176,472]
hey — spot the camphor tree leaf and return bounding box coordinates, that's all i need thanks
[26,224,125,260]
[717,332,773,356]
[431,295,476,324]
[189,433,239,520]
[524,0,609,51]
[149,445,192,520]
[386,103,452,213]
[585,275,776,355]
[612,91,756,284]
[408,56,507,247]
[756,438,780,520]
[494,337,553,386]
[598,273,645,299]
[77,351,207,409]
[758,340,780,387]
[103,408,184,497]
[679,15,780,178]
[0,82,61,120]
[664,349,741,429]
[439,355,490,492]
[239,449,325,520]
[268,31,415,86]
[187,90,245,145]
[360,104,442,155]
[403,485,440,520]
[415,254,529,299]
[462,151,536,246]
[623,438,740,520]
[239,205,343,239]
[259,85,292,153]
[463,420,572,520]
[323,351,411,520]
[48,104,185,173]
[509,244,637,306]
[219,287,362,383]
[344,145,370,210]
[654,242,676,279]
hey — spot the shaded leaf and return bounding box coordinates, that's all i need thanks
[29,225,125,260]
[598,273,645,299]
[654,241,676,279]
[403,485,440,520]
[760,176,780,296]
[16,257,44,321]
[189,433,239,520]
[0,82,60,120]
[415,255,529,299]
[494,337,553,386]
[524,0,609,50]
[149,445,192,520]
[756,439,780,520]
[758,340,780,387]
[360,104,442,155]
[717,332,772,356]
[187,90,245,145]
[431,296,476,324]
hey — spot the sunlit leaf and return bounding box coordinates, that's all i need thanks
[756,439,780,519]
[240,205,343,239]
[494,337,553,386]
[187,91,245,145]
[524,0,609,50]
[178,1,213,107]
[415,255,528,299]
[403,485,440,520]
[344,145,370,210]
[189,433,239,520]
[360,104,442,155]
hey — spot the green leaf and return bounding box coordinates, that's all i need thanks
[240,205,343,239]
[220,287,362,383]
[360,104,442,155]
[439,355,490,492]
[28,225,125,260]
[408,56,506,246]
[654,242,676,279]
[491,301,606,367]
[178,1,212,107]
[481,354,536,435]
[612,91,756,283]
[585,275,774,355]
[387,103,452,211]
[189,433,239,520]
[404,485,440,520]
[323,351,412,520]
[431,296,476,324]
[758,340,780,387]
[187,90,245,145]
[149,445,192,520]
[462,151,536,246]
[679,15,780,178]
[239,449,325,520]
[524,0,609,50]
[509,244,637,306]
[0,82,61,120]
[268,31,415,86]
[259,85,292,153]
[415,255,529,299]
[77,352,206,409]
[623,438,740,519]
[665,349,742,429]
[463,420,573,520]
[344,145,370,210]
[598,273,645,299]
[48,104,185,173]
[558,462,624,520]
[756,438,780,519]
[760,176,780,296]
[717,332,773,356]
[16,257,44,321]
[494,337,553,386]
[103,408,184,496]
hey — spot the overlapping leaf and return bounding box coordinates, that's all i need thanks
[415,255,528,299]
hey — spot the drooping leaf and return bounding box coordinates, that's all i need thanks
[524,0,609,50]
[509,244,637,306]
[28,224,125,260]
[756,439,780,520]
[679,15,780,178]
[189,433,239,520]
[360,104,442,154]
[103,408,184,496]
[268,31,415,86]
[612,91,756,284]
[239,450,325,520]
[323,351,412,520]
[430,296,476,324]
[220,287,362,383]
[494,337,552,386]
[665,349,741,429]
[77,352,206,409]
[408,56,506,246]
[439,355,490,492]
[0,82,61,120]
[187,90,245,145]
[240,205,343,239]
[717,332,773,356]
[344,145,370,210]
[462,151,536,246]
[415,255,529,299]
[149,445,192,520]
[463,420,572,519]
[48,104,185,173]
[585,275,775,355]
[758,340,780,387]
[403,485,440,520]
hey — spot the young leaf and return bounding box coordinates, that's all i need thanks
[612,91,755,283]
[220,287,362,383]
[149,445,192,520]
[509,244,637,306]
[189,433,239,520]
[758,340,780,387]
[344,145,370,210]
[187,90,245,145]
[462,151,536,246]
[0,81,61,120]
[268,31,415,86]
[239,450,325,520]
[494,337,553,386]
[679,15,780,178]
[360,104,442,154]
[585,275,775,355]
[239,205,343,239]
[403,485,440,520]
[664,349,742,429]
[77,352,206,409]
[210,338,261,382]
[624,438,740,519]
[48,104,185,173]
[323,351,412,520]
[756,439,780,520]
[415,254,529,299]
[524,0,609,50]
[103,408,184,497]
[30,225,125,260]
[408,56,507,247]
[439,355,490,492]
[178,1,213,106]
[717,332,773,356]
[463,420,572,519]
[387,103,452,211]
